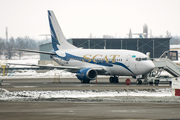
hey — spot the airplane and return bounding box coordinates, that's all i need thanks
[127,33,147,38]
[15,10,155,84]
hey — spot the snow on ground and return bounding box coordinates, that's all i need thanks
[1,69,76,78]
[0,59,38,66]
[0,53,39,68]
[1,88,179,103]
[170,45,180,49]
[6,53,39,60]
[0,53,77,78]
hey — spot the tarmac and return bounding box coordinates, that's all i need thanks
[0,77,180,120]
[1,102,180,120]
[0,77,171,91]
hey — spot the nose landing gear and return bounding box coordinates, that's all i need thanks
[136,79,142,84]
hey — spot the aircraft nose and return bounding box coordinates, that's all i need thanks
[141,61,155,75]
[146,61,155,73]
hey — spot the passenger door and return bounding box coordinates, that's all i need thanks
[125,55,131,67]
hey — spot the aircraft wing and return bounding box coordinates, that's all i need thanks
[7,63,106,73]
[7,63,80,73]
[14,49,56,55]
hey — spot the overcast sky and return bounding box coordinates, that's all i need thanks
[0,0,180,40]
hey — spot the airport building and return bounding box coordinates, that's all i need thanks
[39,38,170,61]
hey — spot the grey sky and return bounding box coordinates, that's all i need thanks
[0,0,180,40]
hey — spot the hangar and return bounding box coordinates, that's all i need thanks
[39,38,170,61]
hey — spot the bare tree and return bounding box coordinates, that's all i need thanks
[0,37,5,59]
[170,36,180,45]
[5,37,15,59]
[166,30,171,38]
[15,37,26,59]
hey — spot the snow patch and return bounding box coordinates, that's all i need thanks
[2,69,76,78]
[0,88,174,102]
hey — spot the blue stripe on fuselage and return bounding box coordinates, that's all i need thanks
[53,53,135,75]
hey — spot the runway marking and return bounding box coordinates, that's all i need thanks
[14,86,37,88]
[111,110,137,113]
[1,83,10,85]
[158,84,170,86]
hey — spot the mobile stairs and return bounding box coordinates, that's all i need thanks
[148,51,180,85]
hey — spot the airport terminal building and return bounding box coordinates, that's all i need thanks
[40,38,170,60]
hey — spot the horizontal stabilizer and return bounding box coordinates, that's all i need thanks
[14,49,56,55]
[7,63,80,73]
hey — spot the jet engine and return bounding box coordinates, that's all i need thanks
[76,68,97,83]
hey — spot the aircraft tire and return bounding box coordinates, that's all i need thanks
[139,79,142,84]
[81,80,90,83]
[86,80,90,83]
[154,80,159,86]
[137,79,142,85]
[169,81,172,85]
[149,82,153,85]
[109,77,114,83]
[114,77,119,83]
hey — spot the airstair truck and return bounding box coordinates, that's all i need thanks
[148,51,180,85]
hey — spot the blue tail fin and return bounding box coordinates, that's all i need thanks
[48,10,77,50]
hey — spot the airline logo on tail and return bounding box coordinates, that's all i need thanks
[48,10,77,50]
[48,11,60,51]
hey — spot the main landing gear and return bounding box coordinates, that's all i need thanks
[81,80,90,83]
[109,76,119,83]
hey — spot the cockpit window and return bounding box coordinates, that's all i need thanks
[135,57,150,61]
[142,58,147,60]
[136,58,141,61]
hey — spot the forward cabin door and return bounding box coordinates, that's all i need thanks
[125,55,131,67]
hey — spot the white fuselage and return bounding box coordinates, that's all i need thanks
[51,49,155,76]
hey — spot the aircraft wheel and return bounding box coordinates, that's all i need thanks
[139,79,142,84]
[109,77,114,83]
[81,80,90,83]
[86,80,90,83]
[109,77,119,83]
[137,79,142,85]
[154,80,159,86]
[149,82,153,85]
[169,81,172,85]
[114,77,119,83]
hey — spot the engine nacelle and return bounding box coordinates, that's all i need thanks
[76,68,97,81]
